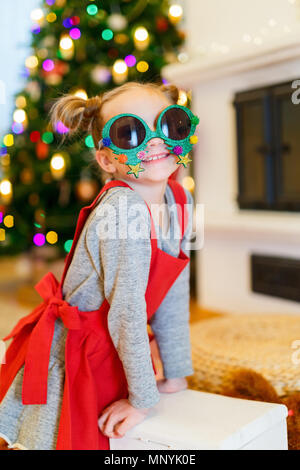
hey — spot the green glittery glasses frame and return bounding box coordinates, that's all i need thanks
[98,104,200,178]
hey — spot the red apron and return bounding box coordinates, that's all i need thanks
[0,178,189,450]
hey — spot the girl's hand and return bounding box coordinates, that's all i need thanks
[156,377,188,393]
[98,399,150,439]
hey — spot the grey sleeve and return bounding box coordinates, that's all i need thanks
[96,189,160,409]
[149,189,194,379]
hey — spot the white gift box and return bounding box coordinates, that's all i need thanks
[109,389,288,450]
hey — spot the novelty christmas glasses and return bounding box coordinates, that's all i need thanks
[98,104,200,178]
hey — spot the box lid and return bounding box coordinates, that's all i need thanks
[120,390,288,450]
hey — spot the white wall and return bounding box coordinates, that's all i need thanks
[0,0,41,137]
[164,0,300,315]
[185,0,300,59]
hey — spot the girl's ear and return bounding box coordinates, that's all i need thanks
[95,149,117,175]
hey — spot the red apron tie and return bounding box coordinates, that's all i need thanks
[22,272,81,405]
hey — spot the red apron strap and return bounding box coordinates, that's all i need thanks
[59,179,159,288]
[167,178,189,241]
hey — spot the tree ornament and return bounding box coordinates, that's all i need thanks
[91,65,111,84]
[41,35,56,48]
[156,16,169,33]
[36,141,49,160]
[25,81,41,101]
[58,179,71,206]
[107,13,128,32]
[20,168,34,184]
[75,178,98,202]
[114,33,129,45]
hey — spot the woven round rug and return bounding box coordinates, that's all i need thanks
[189,314,300,397]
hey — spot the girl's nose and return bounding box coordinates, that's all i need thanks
[147,137,165,147]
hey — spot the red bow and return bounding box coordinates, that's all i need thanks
[20,272,81,405]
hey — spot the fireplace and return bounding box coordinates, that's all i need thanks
[251,254,300,303]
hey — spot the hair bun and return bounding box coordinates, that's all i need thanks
[84,95,102,119]
[159,84,179,104]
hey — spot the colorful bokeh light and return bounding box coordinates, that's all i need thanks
[69,28,81,40]
[33,233,46,247]
[102,29,113,40]
[42,59,55,71]
[125,55,136,67]
[87,4,98,15]
[56,121,69,134]
[12,122,24,134]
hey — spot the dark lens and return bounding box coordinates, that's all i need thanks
[161,108,191,140]
[109,116,146,149]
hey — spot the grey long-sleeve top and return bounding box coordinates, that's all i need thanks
[62,181,194,409]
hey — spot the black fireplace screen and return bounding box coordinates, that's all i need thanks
[234,80,300,211]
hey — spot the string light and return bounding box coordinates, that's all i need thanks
[85,135,94,148]
[15,96,27,108]
[102,29,114,41]
[177,90,188,106]
[42,59,55,71]
[37,48,48,59]
[0,179,12,196]
[50,154,66,180]
[87,4,98,15]
[51,154,65,170]
[46,231,58,244]
[136,61,149,73]
[74,89,88,100]
[33,233,46,247]
[64,239,73,253]
[112,59,128,84]
[3,215,14,228]
[59,34,74,60]
[168,4,183,24]
[25,55,38,69]
[12,122,24,134]
[133,27,149,50]
[60,36,73,50]
[69,28,81,40]
[0,229,5,242]
[13,109,27,123]
[3,134,14,147]
[55,121,69,134]
[31,24,41,35]
[30,8,44,22]
[42,132,54,144]
[124,55,136,67]
[182,176,195,192]
[46,12,57,23]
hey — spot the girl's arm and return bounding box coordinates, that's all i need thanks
[149,189,194,387]
[92,188,160,437]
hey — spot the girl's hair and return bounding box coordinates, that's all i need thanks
[49,81,180,183]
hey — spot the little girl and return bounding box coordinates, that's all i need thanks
[0,81,200,450]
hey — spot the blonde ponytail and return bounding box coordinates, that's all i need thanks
[49,93,102,145]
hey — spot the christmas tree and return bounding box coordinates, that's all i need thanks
[0,0,188,258]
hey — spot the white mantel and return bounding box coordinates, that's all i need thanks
[163,42,300,315]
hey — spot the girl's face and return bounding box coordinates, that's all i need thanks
[95,89,179,183]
